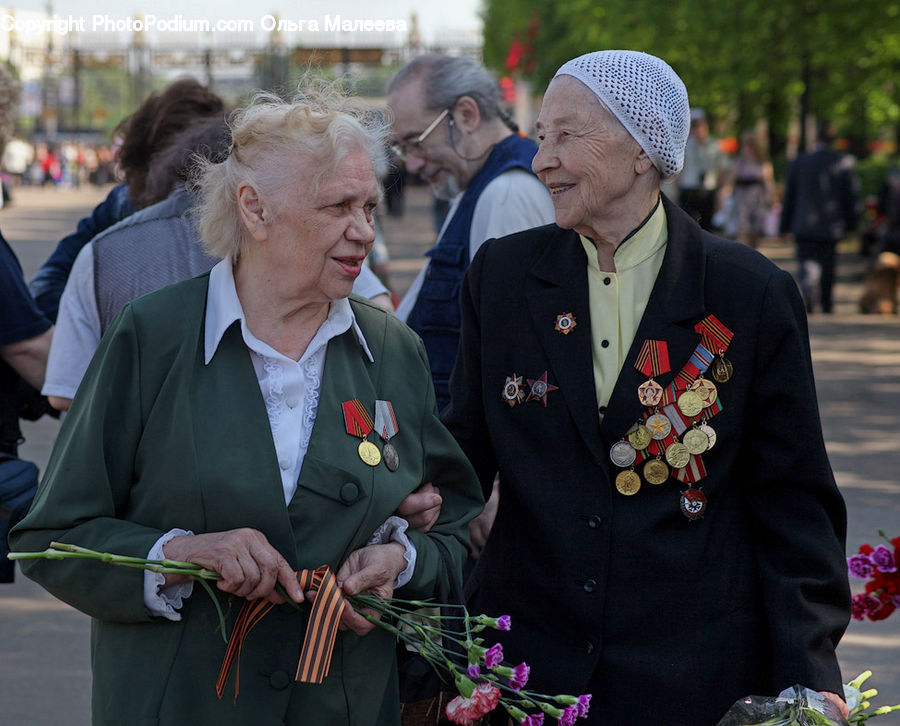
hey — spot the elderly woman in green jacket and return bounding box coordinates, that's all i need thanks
[12,85,483,726]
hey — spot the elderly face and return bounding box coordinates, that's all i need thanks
[257,146,379,302]
[387,78,466,200]
[532,76,644,238]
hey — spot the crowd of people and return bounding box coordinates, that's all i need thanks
[0,46,889,726]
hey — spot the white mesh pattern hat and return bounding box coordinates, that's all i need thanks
[554,50,690,178]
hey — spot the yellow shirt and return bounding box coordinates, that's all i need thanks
[580,200,668,418]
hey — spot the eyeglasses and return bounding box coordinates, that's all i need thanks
[390,108,450,161]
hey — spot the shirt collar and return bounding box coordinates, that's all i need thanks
[204,259,374,365]
[579,198,667,274]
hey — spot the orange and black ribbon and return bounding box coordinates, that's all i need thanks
[635,339,671,378]
[694,314,733,355]
[216,565,346,701]
[342,399,374,438]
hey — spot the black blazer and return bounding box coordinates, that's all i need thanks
[445,197,850,725]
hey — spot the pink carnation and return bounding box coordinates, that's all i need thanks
[870,544,897,573]
[576,694,592,717]
[848,554,874,579]
[523,714,545,726]
[497,614,512,631]
[484,642,504,669]
[509,661,530,690]
[446,683,501,724]
[558,706,578,725]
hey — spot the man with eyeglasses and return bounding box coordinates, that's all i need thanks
[387,55,554,413]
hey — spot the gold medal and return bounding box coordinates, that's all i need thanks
[677,389,704,418]
[638,379,663,407]
[664,441,691,469]
[683,427,710,455]
[358,439,382,467]
[646,412,672,440]
[711,354,733,383]
[698,423,717,450]
[643,458,669,485]
[689,377,718,408]
[627,423,652,451]
[610,440,637,468]
[615,469,641,496]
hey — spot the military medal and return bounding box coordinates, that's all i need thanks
[616,469,641,496]
[682,426,710,455]
[689,377,718,408]
[698,422,717,450]
[610,440,637,468]
[676,389,704,418]
[526,371,558,406]
[646,412,672,440]
[342,399,381,467]
[643,457,669,485]
[635,340,670,407]
[555,313,576,335]
[710,354,733,383]
[679,488,708,520]
[695,315,734,384]
[664,441,691,469]
[501,374,526,406]
[627,422,652,451]
[374,400,400,472]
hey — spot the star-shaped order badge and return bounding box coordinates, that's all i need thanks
[501,374,526,407]
[554,312,576,335]
[526,371,558,406]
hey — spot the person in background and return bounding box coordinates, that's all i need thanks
[780,122,858,313]
[677,108,728,231]
[726,129,775,249]
[445,50,850,725]
[28,78,225,321]
[386,54,555,413]
[13,85,483,726]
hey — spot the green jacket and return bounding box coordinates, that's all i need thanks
[12,274,483,726]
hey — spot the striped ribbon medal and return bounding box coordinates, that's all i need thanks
[374,400,399,472]
[342,399,381,467]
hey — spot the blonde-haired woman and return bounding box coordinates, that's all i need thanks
[13,86,483,726]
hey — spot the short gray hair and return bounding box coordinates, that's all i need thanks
[388,55,502,121]
[195,81,388,261]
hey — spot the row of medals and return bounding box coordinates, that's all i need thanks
[611,355,732,496]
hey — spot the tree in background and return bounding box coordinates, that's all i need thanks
[482,0,900,166]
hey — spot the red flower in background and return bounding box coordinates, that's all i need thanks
[848,535,900,621]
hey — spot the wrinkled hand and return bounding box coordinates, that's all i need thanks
[162,529,303,605]
[316,543,406,636]
[395,482,442,532]
[820,691,849,719]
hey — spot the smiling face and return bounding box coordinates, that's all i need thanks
[253,146,380,304]
[532,76,647,240]
[387,78,468,200]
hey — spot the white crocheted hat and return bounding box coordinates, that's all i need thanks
[554,50,690,178]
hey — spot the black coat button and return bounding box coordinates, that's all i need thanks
[583,579,597,593]
[603,277,611,286]
[588,515,602,529]
[269,670,291,690]
[601,339,610,348]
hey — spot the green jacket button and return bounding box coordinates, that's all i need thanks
[340,482,360,502]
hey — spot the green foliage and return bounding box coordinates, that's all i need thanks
[483,0,900,169]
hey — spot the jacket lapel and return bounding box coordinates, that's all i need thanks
[599,196,709,446]
[525,227,606,463]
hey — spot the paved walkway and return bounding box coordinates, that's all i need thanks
[2,184,898,724]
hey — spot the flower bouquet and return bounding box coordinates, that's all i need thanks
[715,672,900,725]
[847,531,900,621]
[9,542,591,725]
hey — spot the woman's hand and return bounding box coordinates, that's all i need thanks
[395,482,442,532]
[162,529,304,605]
[326,543,407,636]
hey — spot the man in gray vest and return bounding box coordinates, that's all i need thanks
[387,55,554,412]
